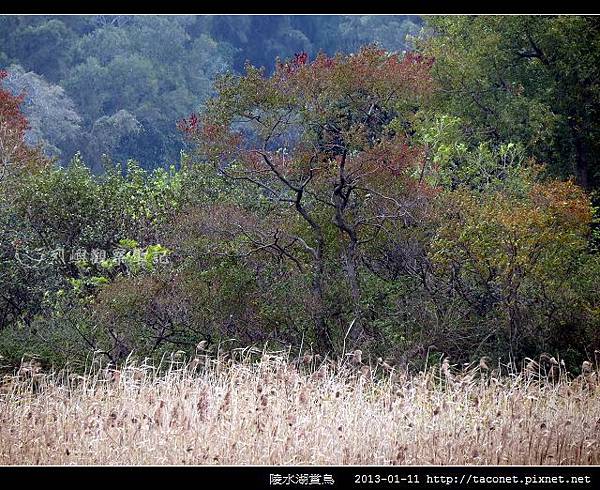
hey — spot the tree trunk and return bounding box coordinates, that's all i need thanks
[294,192,333,354]
[344,236,364,344]
[313,237,334,354]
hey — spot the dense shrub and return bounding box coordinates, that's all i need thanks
[1,46,599,372]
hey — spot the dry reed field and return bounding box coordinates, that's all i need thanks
[1,352,600,465]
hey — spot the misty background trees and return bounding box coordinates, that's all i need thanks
[0,15,421,171]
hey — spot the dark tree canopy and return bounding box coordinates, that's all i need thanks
[421,16,600,192]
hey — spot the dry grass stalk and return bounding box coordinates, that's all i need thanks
[1,354,599,465]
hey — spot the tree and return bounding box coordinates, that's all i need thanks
[0,69,46,186]
[420,16,600,191]
[429,174,596,361]
[86,110,142,172]
[3,64,82,159]
[336,15,422,53]
[0,69,50,333]
[0,152,182,363]
[61,17,233,168]
[1,18,75,82]
[182,47,435,352]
